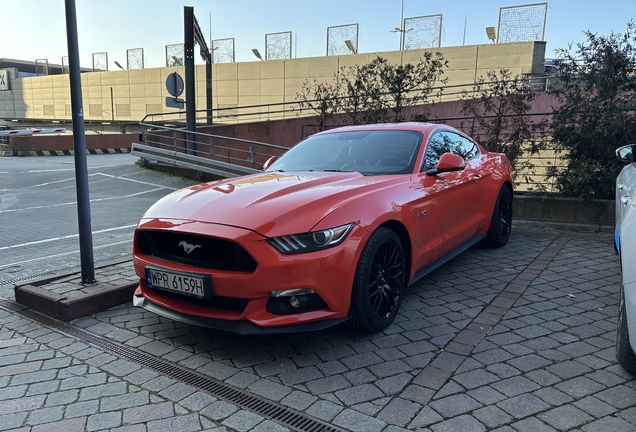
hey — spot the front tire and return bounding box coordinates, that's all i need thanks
[482,186,512,247]
[617,283,636,373]
[350,228,405,332]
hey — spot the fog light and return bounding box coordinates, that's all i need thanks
[289,296,301,309]
[269,288,315,297]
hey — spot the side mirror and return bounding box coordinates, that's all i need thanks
[262,156,279,171]
[426,153,466,176]
[616,145,636,164]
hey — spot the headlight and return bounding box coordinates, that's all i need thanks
[267,223,354,254]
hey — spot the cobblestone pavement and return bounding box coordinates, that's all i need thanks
[1,225,634,432]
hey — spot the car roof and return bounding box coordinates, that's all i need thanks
[318,122,443,135]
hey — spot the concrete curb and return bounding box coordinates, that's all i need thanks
[13,259,138,322]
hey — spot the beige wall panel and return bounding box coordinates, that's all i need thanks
[30,78,43,89]
[238,96,262,106]
[130,100,147,110]
[143,83,163,97]
[130,111,146,120]
[261,61,285,79]
[114,88,131,98]
[114,75,129,86]
[238,79,262,95]
[261,79,284,97]
[308,57,339,78]
[216,84,238,98]
[129,87,146,98]
[84,73,102,85]
[216,96,239,106]
[128,70,146,84]
[100,72,117,86]
[284,60,310,78]
[214,63,238,81]
[238,62,262,80]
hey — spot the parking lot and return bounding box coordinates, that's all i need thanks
[1,154,634,432]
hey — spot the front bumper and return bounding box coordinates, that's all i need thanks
[132,293,349,334]
[132,219,366,332]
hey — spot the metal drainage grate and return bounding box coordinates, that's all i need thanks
[0,298,343,432]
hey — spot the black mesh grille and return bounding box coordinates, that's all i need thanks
[137,230,257,272]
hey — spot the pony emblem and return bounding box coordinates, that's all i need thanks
[179,241,201,254]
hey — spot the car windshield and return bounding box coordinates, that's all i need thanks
[266,130,423,175]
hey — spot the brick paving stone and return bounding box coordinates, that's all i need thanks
[305,399,343,422]
[497,393,551,419]
[453,369,499,390]
[86,411,122,431]
[247,379,293,401]
[510,416,557,432]
[335,383,383,405]
[409,405,444,429]
[429,393,482,418]
[221,410,264,432]
[305,375,350,394]
[30,417,87,432]
[581,416,636,432]
[472,405,513,429]
[537,404,593,430]
[146,413,202,432]
[332,408,386,432]
[280,390,317,411]
[429,414,486,432]
[199,400,239,421]
[122,401,174,424]
[376,398,419,427]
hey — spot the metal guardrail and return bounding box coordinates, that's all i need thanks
[132,122,289,177]
[141,75,560,126]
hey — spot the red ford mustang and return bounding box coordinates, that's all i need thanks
[132,123,513,334]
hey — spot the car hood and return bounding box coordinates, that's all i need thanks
[141,171,404,236]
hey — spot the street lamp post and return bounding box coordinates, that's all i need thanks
[390,0,413,50]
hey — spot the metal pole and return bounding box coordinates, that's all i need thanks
[64,0,95,283]
[184,6,196,155]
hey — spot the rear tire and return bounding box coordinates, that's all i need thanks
[482,186,512,247]
[616,284,636,373]
[349,228,405,332]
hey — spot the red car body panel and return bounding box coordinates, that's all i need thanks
[132,123,513,333]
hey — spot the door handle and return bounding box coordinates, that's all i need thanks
[621,195,631,206]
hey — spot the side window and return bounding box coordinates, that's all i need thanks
[422,132,481,171]
[459,136,480,161]
[422,131,463,170]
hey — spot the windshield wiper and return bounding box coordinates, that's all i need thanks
[323,169,343,172]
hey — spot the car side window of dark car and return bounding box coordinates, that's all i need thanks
[422,131,478,171]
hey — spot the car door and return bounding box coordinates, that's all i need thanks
[410,131,485,265]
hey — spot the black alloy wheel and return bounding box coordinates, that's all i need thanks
[350,227,405,332]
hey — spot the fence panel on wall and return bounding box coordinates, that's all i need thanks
[127,48,144,69]
[92,52,108,72]
[166,44,184,67]
[212,38,235,64]
[265,31,292,60]
[497,2,548,43]
[35,59,49,76]
[403,14,443,49]
[326,24,359,56]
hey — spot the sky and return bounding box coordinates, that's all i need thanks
[1,0,633,69]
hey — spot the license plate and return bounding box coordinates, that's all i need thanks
[145,266,211,299]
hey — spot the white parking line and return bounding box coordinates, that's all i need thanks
[0,225,137,251]
[0,187,166,213]
[0,240,132,270]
